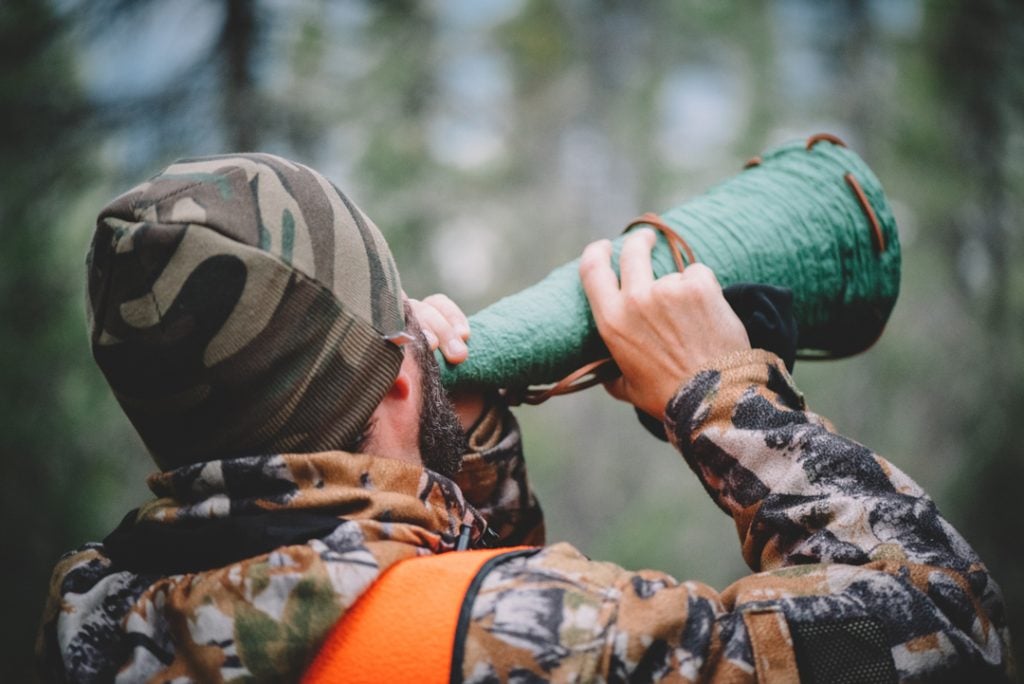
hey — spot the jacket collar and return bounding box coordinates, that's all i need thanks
[138,451,488,553]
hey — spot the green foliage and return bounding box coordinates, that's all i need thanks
[234,574,342,681]
[496,0,573,95]
[0,0,152,678]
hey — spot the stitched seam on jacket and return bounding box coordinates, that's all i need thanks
[449,548,541,684]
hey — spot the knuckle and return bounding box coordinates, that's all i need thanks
[681,266,721,298]
[621,233,648,255]
[579,253,597,273]
[579,253,605,281]
[622,289,649,309]
[425,309,448,329]
[687,263,719,285]
[626,227,656,244]
[604,315,628,339]
[595,302,624,327]
[654,272,684,292]
[655,273,688,296]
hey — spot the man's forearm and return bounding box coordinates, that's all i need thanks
[662,349,1010,677]
[664,350,972,572]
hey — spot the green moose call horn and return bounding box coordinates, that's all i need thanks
[439,134,901,395]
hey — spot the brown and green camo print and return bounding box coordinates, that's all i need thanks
[87,153,406,469]
[38,351,1012,682]
[459,351,1012,682]
[37,396,542,682]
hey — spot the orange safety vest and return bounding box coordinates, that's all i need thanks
[303,546,536,684]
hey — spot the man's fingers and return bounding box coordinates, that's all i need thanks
[677,262,719,288]
[618,229,657,292]
[408,301,443,349]
[407,298,468,363]
[602,375,628,403]
[579,239,619,319]
[422,294,471,339]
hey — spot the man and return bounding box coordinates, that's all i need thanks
[38,153,1011,682]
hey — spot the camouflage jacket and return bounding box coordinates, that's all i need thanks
[37,351,1012,682]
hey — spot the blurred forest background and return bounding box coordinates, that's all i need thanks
[3,0,1023,678]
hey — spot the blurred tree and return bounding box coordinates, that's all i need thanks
[348,0,442,294]
[0,0,106,678]
[493,0,758,584]
[937,0,1024,666]
[0,0,277,677]
[222,0,260,151]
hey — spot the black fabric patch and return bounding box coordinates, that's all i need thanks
[678,593,715,664]
[732,393,809,432]
[221,455,298,506]
[632,638,671,682]
[790,617,897,684]
[60,556,116,597]
[799,433,894,495]
[868,496,965,570]
[724,283,797,372]
[666,369,720,441]
[103,509,346,575]
[718,612,754,670]
[688,434,770,509]
[64,572,157,683]
[630,575,669,599]
[765,362,803,409]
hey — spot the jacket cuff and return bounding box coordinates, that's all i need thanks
[662,349,804,449]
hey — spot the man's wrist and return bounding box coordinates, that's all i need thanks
[662,349,800,442]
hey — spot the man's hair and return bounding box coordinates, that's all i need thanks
[88,153,407,470]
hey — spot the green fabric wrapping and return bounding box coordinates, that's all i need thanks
[439,139,901,391]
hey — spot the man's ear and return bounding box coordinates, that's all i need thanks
[385,367,413,401]
[361,355,421,465]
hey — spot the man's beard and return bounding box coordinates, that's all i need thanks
[410,331,468,479]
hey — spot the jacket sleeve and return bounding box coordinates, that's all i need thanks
[459,350,1012,683]
[453,395,545,547]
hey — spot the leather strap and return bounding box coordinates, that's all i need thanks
[518,212,696,404]
[518,132,890,403]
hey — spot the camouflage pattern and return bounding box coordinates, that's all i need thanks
[36,400,541,682]
[460,351,1013,682]
[37,352,1012,682]
[88,153,406,469]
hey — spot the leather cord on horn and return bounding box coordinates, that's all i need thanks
[804,133,885,254]
[512,359,620,406]
[515,133,889,402]
[515,213,696,405]
[797,133,889,360]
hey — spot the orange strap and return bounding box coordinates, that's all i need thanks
[303,547,534,684]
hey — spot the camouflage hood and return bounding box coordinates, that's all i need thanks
[38,448,492,682]
[87,153,406,470]
[134,449,489,554]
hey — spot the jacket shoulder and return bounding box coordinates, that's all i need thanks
[459,542,696,682]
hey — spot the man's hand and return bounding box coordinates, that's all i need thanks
[579,229,751,420]
[406,293,484,430]
[407,294,471,364]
